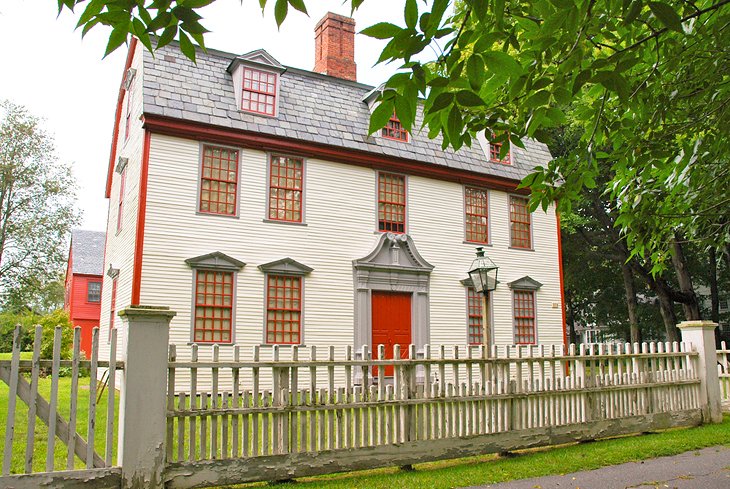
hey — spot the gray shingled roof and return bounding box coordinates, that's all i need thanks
[71,230,105,276]
[142,43,553,182]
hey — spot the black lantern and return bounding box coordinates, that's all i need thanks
[468,247,499,295]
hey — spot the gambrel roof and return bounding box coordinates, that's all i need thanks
[141,42,553,183]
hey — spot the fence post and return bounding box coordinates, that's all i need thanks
[117,306,177,489]
[678,320,722,423]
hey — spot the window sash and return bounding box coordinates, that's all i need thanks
[513,290,536,345]
[510,196,532,249]
[87,282,102,303]
[467,287,483,345]
[268,155,303,222]
[464,187,489,243]
[124,89,133,141]
[193,270,234,343]
[382,115,408,141]
[378,172,406,233]
[265,275,302,345]
[109,278,118,342]
[199,145,239,216]
[242,68,277,116]
[117,168,126,233]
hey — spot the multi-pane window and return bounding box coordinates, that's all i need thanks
[200,145,239,216]
[464,187,489,243]
[467,287,483,345]
[124,89,133,141]
[269,155,303,222]
[266,275,302,344]
[378,172,406,233]
[87,282,102,303]
[242,68,277,116]
[489,134,511,163]
[193,270,233,343]
[510,196,532,249]
[117,168,126,233]
[513,290,536,344]
[109,278,118,341]
[382,113,408,141]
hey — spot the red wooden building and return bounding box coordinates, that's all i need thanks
[64,230,105,357]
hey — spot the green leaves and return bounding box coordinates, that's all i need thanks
[274,0,288,27]
[404,0,418,29]
[649,2,683,32]
[104,24,129,58]
[482,51,523,77]
[368,99,395,136]
[360,22,402,39]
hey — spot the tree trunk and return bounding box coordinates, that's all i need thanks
[655,286,680,342]
[621,263,641,343]
[565,291,578,345]
[709,248,721,347]
[670,237,701,321]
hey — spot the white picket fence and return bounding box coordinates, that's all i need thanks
[719,341,730,408]
[0,311,724,489]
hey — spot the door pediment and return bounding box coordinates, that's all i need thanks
[353,233,434,273]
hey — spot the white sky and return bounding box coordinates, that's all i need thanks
[0,0,409,232]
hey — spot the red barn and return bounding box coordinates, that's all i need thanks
[64,230,105,357]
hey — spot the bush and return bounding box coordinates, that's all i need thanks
[0,309,73,359]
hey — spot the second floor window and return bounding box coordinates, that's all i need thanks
[242,67,277,116]
[194,270,234,343]
[200,145,239,216]
[510,196,532,249]
[464,187,489,243]
[266,275,302,344]
[124,89,133,141]
[378,172,406,233]
[513,290,536,344]
[268,155,303,222]
[87,282,102,303]
[467,287,483,345]
[117,167,126,233]
[382,113,408,141]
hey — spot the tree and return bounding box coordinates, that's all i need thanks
[58,0,729,270]
[0,101,80,309]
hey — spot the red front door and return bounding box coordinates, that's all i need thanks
[372,291,412,376]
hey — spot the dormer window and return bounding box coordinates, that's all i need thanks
[382,113,408,142]
[489,140,511,164]
[242,68,277,116]
[227,49,286,118]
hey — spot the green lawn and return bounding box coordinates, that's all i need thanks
[0,352,33,361]
[231,414,730,489]
[0,373,118,474]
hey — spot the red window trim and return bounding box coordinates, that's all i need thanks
[464,186,489,244]
[467,286,483,346]
[199,144,240,216]
[513,290,536,345]
[509,195,532,249]
[268,154,304,223]
[489,132,511,164]
[382,113,409,142]
[193,269,234,344]
[116,167,126,234]
[108,278,118,342]
[87,281,102,303]
[265,274,302,345]
[241,67,278,116]
[124,88,133,142]
[377,172,407,234]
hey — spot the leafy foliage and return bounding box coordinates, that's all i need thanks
[0,309,74,360]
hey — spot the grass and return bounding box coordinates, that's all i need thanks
[0,372,118,474]
[0,352,33,361]
[229,414,730,489]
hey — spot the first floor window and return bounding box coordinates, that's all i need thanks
[268,155,303,222]
[200,145,239,216]
[109,278,118,341]
[194,270,234,343]
[266,275,301,344]
[464,187,489,243]
[87,281,102,303]
[510,196,532,249]
[513,290,536,344]
[467,287,483,345]
[378,172,406,233]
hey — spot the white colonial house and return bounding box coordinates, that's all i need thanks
[98,12,566,370]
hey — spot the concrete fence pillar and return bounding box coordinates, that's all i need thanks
[117,306,177,489]
[678,320,722,423]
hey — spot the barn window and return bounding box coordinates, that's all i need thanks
[378,172,406,233]
[199,145,239,216]
[193,270,234,343]
[242,67,277,116]
[268,155,304,222]
[509,196,532,249]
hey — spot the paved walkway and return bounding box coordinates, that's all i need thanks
[464,445,730,489]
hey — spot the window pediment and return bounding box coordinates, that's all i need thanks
[354,233,434,273]
[185,251,246,271]
[258,257,313,276]
[508,276,542,290]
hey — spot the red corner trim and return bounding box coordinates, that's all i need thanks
[556,207,568,347]
[106,38,138,199]
[131,130,151,305]
[141,114,529,194]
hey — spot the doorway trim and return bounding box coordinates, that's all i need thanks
[353,233,433,356]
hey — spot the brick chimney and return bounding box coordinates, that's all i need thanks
[314,12,357,81]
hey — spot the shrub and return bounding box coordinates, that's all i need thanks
[0,309,73,359]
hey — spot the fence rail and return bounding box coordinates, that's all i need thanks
[164,341,701,488]
[719,341,730,407]
[0,324,123,482]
